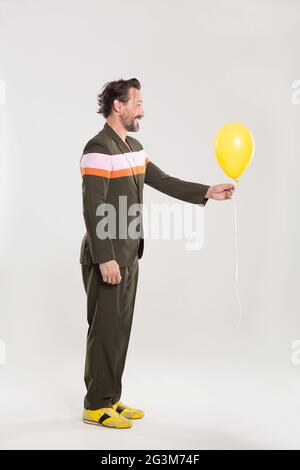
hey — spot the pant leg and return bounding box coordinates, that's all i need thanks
[111,256,139,405]
[81,256,139,410]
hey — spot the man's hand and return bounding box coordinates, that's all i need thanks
[205,183,236,201]
[99,260,122,285]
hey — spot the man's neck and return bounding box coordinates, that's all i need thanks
[106,118,127,143]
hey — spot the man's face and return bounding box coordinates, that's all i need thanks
[118,87,144,132]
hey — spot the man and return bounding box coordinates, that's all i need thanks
[79,78,235,429]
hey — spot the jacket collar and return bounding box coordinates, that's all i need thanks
[103,122,132,154]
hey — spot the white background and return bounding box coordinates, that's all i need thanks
[0,0,300,449]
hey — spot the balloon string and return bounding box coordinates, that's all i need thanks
[233,185,243,328]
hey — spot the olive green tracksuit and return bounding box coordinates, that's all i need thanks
[79,122,210,410]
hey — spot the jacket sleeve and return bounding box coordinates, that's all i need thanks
[80,144,116,264]
[144,159,210,206]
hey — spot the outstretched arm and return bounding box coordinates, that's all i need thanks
[144,160,235,204]
[144,160,211,206]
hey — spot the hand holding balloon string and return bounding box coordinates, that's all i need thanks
[205,183,236,200]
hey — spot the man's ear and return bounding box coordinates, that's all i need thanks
[112,98,121,113]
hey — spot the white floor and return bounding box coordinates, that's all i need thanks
[1,357,300,450]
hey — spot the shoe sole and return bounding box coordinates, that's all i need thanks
[82,418,132,429]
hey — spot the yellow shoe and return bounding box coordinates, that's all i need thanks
[82,407,132,429]
[112,400,145,419]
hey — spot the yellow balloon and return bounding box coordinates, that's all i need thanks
[214,122,255,182]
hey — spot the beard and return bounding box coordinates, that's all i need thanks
[121,114,140,132]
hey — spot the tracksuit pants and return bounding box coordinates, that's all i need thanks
[81,254,139,410]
